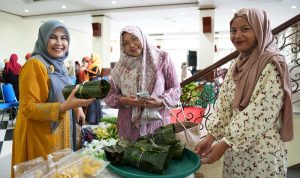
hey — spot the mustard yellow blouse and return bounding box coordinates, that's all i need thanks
[11,58,70,176]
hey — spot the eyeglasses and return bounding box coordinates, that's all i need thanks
[122,35,140,47]
[230,25,252,34]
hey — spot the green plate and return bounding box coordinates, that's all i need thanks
[107,149,201,178]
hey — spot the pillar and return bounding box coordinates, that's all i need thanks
[198,8,215,69]
[92,15,111,68]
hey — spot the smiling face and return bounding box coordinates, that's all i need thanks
[230,17,257,55]
[122,32,143,57]
[46,27,69,58]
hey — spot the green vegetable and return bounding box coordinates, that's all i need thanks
[62,80,110,99]
[102,116,117,124]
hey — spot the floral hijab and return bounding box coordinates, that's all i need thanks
[111,26,161,128]
[231,8,293,141]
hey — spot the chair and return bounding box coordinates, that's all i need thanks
[0,83,19,125]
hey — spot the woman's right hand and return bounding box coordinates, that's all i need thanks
[194,133,216,158]
[119,95,144,106]
[60,85,95,113]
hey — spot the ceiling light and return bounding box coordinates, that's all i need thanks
[60,20,64,23]
[291,6,296,9]
[62,5,67,9]
[112,1,116,4]
[181,12,186,15]
[24,10,29,13]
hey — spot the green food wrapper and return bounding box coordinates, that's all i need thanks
[62,80,111,99]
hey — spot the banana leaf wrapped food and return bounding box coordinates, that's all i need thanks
[140,124,177,145]
[104,139,133,166]
[140,125,185,160]
[122,142,172,174]
[169,142,185,160]
[62,79,110,99]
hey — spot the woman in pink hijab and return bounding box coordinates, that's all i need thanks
[105,26,180,141]
[4,53,22,99]
[195,8,293,177]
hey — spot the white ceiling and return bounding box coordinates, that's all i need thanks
[0,0,299,40]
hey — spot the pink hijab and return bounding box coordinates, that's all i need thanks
[111,26,161,128]
[231,8,293,141]
[5,53,21,75]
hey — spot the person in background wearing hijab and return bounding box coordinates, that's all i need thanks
[105,26,180,141]
[4,53,22,99]
[25,53,31,61]
[78,56,90,83]
[85,52,102,81]
[11,20,95,177]
[85,52,102,124]
[194,8,293,177]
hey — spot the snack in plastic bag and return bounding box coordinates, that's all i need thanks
[47,148,73,164]
[82,156,109,177]
[41,166,57,178]
[56,153,84,178]
[16,161,50,178]
[14,156,45,178]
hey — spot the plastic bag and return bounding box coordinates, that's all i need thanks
[56,153,84,178]
[14,156,45,178]
[82,156,110,177]
[164,101,201,150]
[18,161,50,178]
[141,108,163,123]
[47,148,73,167]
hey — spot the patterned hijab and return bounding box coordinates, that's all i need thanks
[31,20,72,131]
[231,8,293,141]
[111,25,161,128]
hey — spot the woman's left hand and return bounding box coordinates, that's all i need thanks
[75,107,86,124]
[201,141,229,164]
[143,97,163,108]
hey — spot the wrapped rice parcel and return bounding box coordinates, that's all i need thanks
[169,142,185,160]
[62,79,110,99]
[122,142,172,174]
[141,124,177,145]
[104,138,132,165]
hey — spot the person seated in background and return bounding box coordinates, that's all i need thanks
[4,53,21,99]
[105,26,181,141]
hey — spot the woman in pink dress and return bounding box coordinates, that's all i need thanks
[105,26,181,141]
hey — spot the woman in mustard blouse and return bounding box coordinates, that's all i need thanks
[11,20,95,177]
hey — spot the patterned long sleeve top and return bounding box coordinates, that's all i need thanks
[105,52,181,140]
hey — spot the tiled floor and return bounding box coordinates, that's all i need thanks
[0,106,119,158]
[0,114,14,158]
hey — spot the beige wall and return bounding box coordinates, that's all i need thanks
[0,11,93,65]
